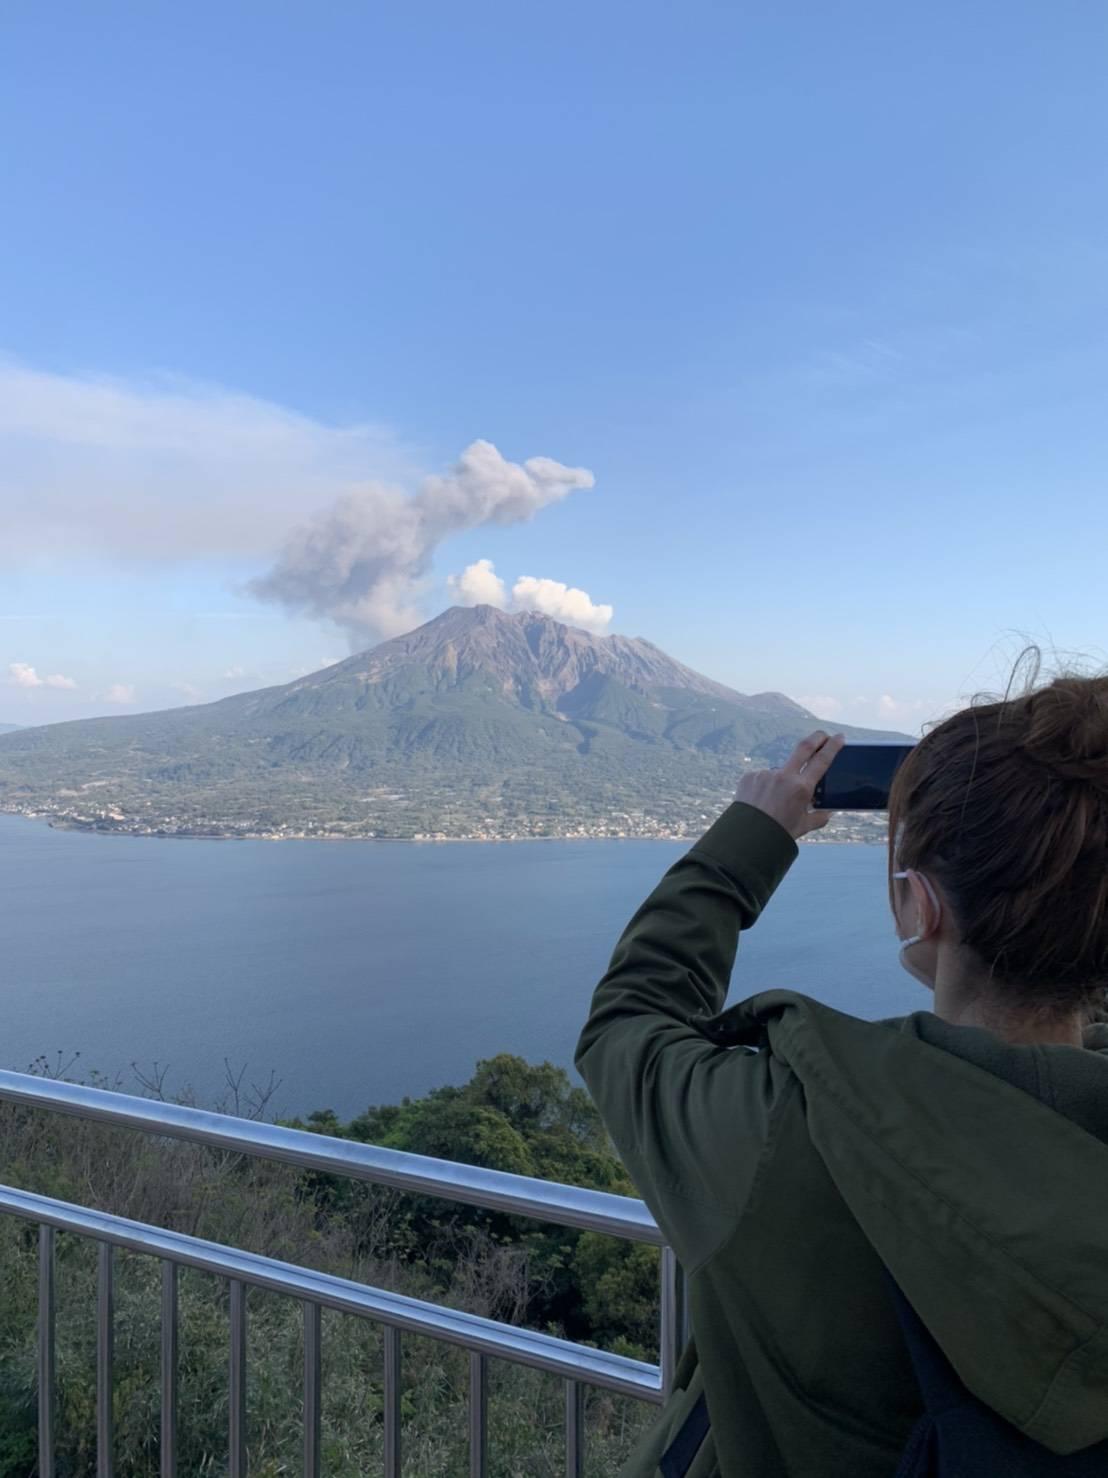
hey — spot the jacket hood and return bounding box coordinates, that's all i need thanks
[714,990,1108,1455]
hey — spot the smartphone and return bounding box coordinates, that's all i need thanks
[811,742,915,810]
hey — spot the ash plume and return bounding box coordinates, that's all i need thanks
[249,440,594,643]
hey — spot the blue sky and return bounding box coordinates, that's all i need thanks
[2,1,1107,733]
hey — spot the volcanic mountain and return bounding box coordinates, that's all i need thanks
[0,606,910,838]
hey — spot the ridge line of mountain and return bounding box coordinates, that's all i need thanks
[0,605,909,842]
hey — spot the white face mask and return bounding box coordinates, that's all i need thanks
[892,869,941,959]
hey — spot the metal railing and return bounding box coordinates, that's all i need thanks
[0,1068,684,1477]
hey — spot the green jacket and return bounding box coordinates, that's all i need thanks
[575,801,1108,1478]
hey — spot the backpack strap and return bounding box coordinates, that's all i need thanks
[880,1268,1108,1476]
[659,1392,710,1478]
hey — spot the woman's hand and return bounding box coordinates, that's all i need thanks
[733,731,846,839]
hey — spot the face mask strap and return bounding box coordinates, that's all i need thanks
[893,869,940,953]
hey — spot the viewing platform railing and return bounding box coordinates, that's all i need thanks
[0,1068,684,1477]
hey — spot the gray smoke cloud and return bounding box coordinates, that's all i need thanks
[249,439,595,643]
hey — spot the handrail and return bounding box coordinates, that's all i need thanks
[0,1068,662,1244]
[0,1069,684,1475]
[0,1183,663,1403]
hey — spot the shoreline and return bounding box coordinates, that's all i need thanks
[0,808,889,846]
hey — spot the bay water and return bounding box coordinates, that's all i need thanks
[0,813,926,1120]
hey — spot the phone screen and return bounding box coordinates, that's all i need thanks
[812,742,915,810]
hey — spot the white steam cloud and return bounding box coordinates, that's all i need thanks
[250,440,595,642]
[512,576,613,634]
[447,560,614,635]
[8,662,78,690]
[447,558,508,609]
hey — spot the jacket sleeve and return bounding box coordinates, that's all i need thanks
[574,801,799,1273]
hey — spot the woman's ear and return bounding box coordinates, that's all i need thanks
[909,870,943,940]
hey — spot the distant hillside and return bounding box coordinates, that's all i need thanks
[0,606,911,839]
[0,724,21,735]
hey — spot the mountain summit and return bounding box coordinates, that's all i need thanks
[288,605,808,716]
[0,606,909,839]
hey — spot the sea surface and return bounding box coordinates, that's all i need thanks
[0,813,926,1120]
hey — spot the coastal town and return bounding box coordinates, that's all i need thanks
[2,796,890,845]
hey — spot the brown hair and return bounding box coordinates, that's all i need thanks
[888,650,1108,1026]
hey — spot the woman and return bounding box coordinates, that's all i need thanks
[575,669,1108,1477]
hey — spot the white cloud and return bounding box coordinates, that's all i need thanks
[447,558,508,609]
[222,666,246,680]
[172,682,204,701]
[8,662,77,689]
[511,576,613,634]
[876,693,930,721]
[0,357,414,564]
[103,684,136,704]
[790,690,939,734]
[798,694,844,717]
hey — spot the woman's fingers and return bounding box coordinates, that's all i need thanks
[734,731,846,839]
[782,730,846,788]
[780,731,830,775]
[801,731,846,788]
[801,808,834,834]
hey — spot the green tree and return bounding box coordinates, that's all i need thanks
[291,1055,656,1350]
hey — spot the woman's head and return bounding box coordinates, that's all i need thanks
[887,651,1108,1031]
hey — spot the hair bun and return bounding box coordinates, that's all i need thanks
[892,658,1108,1018]
[1020,678,1108,786]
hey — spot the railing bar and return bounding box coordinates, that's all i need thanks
[229,1279,247,1478]
[161,1260,178,1478]
[660,1244,678,1398]
[469,1351,487,1478]
[565,1378,584,1478]
[0,1069,662,1243]
[38,1225,55,1478]
[383,1324,401,1478]
[303,1301,322,1478]
[97,1241,114,1478]
[0,1184,665,1403]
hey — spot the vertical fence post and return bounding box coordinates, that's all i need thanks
[97,1241,114,1478]
[678,1261,691,1350]
[383,1325,401,1478]
[303,1301,322,1478]
[565,1379,585,1478]
[660,1244,681,1398]
[468,1351,488,1478]
[38,1225,56,1478]
[161,1261,178,1478]
[229,1279,247,1478]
